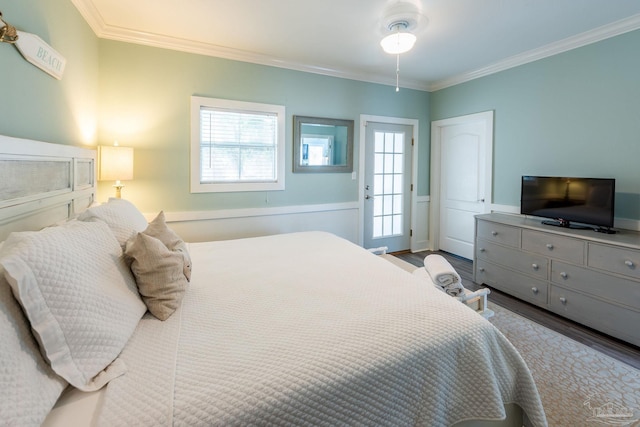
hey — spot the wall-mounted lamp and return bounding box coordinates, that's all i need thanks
[99,142,133,199]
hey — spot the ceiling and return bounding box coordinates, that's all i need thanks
[71,0,640,91]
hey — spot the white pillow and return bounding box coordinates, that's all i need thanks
[0,221,146,391]
[0,265,68,426]
[77,198,148,248]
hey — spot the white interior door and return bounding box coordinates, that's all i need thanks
[363,122,413,252]
[430,111,493,260]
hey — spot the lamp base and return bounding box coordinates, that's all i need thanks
[113,184,124,199]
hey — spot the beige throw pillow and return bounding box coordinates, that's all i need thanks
[125,232,187,321]
[144,211,192,281]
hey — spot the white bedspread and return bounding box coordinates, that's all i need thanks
[96,232,546,426]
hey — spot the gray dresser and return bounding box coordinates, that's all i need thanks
[474,213,640,346]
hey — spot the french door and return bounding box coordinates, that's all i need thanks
[363,122,413,252]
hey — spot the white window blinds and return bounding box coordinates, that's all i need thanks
[200,108,277,183]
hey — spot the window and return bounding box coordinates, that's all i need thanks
[190,96,285,193]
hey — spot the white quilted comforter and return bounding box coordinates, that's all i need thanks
[96,232,547,426]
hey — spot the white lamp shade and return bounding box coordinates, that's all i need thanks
[380,32,416,54]
[99,145,134,181]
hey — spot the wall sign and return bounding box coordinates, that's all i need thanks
[0,11,66,80]
[14,31,66,80]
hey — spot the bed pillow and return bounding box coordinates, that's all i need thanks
[0,220,146,391]
[125,232,188,320]
[143,211,192,281]
[77,198,148,248]
[0,263,68,426]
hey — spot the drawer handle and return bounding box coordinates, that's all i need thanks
[491,231,498,236]
[531,287,539,295]
[546,243,554,250]
[625,260,635,268]
[560,272,568,279]
[479,247,486,252]
[559,297,567,305]
[478,267,485,272]
[531,263,539,270]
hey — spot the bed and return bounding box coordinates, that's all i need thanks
[0,135,547,427]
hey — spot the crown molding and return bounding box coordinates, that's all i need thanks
[70,0,429,91]
[71,0,639,93]
[428,13,640,91]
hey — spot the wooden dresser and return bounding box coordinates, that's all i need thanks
[474,213,640,347]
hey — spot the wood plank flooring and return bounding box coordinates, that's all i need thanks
[392,250,640,370]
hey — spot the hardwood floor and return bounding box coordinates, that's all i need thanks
[392,250,640,370]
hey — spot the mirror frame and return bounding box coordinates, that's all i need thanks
[293,115,354,173]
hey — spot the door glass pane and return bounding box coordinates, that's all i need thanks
[393,195,403,214]
[374,154,384,174]
[394,136,404,153]
[383,215,393,236]
[394,175,403,193]
[393,214,402,234]
[394,154,403,173]
[384,154,394,174]
[374,175,384,195]
[373,216,383,238]
[374,198,383,216]
[384,133,394,152]
[384,175,393,194]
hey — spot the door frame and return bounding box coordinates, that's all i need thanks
[358,114,419,251]
[429,111,494,251]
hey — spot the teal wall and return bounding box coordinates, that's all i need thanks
[97,40,430,212]
[0,0,99,146]
[430,30,640,220]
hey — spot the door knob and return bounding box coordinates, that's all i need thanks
[365,195,374,200]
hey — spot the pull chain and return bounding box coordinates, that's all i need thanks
[395,53,400,92]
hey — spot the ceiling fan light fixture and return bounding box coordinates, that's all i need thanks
[380,22,416,54]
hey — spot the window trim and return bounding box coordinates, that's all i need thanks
[190,96,285,193]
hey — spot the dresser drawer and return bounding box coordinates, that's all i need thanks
[476,239,548,279]
[475,260,548,307]
[588,243,640,281]
[522,230,585,264]
[551,261,640,310]
[550,287,640,347]
[476,220,520,248]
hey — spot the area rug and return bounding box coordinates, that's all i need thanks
[380,255,640,426]
[488,303,640,427]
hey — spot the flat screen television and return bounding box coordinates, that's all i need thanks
[520,176,616,233]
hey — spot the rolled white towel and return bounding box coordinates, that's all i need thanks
[424,254,461,285]
[413,266,465,296]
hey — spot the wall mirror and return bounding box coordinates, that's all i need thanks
[293,116,354,173]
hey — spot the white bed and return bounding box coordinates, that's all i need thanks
[0,136,547,427]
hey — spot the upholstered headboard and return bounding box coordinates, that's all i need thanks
[0,135,96,241]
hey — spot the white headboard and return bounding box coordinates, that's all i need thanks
[0,135,96,241]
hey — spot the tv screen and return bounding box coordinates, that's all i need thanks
[521,176,615,230]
